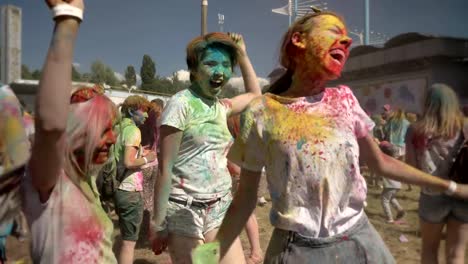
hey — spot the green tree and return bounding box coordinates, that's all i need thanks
[31,70,42,80]
[90,60,118,86]
[140,55,156,89]
[21,64,33,80]
[71,65,82,82]
[81,73,91,82]
[124,65,137,87]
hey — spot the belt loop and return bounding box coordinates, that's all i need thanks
[185,196,193,208]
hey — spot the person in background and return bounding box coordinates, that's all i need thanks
[384,108,411,191]
[406,83,468,264]
[22,1,118,262]
[138,98,164,242]
[113,95,156,264]
[0,85,31,264]
[384,108,410,160]
[379,141,405,224]
[151,32,261,264]
[382,104,392,122]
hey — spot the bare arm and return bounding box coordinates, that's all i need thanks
[359,134,468,198]
[227,34,261,116]
[30,5,82,201]
[216,168,261,260]
[152,125,183,229]
[123,146,156,169]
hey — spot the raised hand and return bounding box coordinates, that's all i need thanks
[45,0,84,11]
[144,151,157,162]
[228,32,246,54]
[151,230,169,255]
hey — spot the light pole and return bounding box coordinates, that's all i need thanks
[272,0,327,26]
[350,29,387,46]
[349,30,364,45]
[201,0,208,35]
[218,13,224,32]
[364,0,370,45]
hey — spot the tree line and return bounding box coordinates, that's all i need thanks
[21,54,190,95]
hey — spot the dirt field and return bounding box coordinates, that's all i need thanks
[4,178,460,263]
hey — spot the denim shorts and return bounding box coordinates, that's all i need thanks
[419,192,468,223]
[264,214,395,264]
[166,193,232,240]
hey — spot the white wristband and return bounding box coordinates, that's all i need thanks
[143,157,148,164]
[445,181,457,196]
[52,4,83,22]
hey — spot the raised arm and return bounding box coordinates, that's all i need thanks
[30,0,84,201]
[226,33,261,116]
[358,134,468,199]
[216,168,261,261]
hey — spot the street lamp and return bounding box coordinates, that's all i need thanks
[218,13,224,32]
[272,0,327,25]
[201,0,208,35]
[349,30,364,46]
[349,29,388,46]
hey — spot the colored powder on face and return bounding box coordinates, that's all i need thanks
[302,15,349,78]
[193,47,233,98]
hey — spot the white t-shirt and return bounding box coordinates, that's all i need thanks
[22,170,117,264]
[229,86,375,237]
[161,89,233,200]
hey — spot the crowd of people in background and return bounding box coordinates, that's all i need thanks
[1,1,468,264]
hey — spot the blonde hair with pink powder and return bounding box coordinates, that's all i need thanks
[63,95,118,200]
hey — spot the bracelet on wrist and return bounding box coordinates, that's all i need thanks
[445,180,457,196]
[52,4,83,22]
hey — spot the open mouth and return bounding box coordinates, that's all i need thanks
[329,49,346,65]
[209,79,224,88]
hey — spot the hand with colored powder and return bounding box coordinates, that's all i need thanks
[45,0,84,11]
[191,241,220,264]
[227,32,246,54]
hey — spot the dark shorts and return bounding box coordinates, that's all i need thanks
[264,214,395,264]
[419,192,468,223]
[114,189,144,241]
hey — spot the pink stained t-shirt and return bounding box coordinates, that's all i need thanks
[229,86,375,237]
[22,170,117,263]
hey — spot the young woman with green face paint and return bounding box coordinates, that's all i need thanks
[151,32,261,264]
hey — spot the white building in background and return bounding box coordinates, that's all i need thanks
[0,5,22,85]
[9,80,170,112]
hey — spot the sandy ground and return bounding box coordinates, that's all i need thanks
[5,175,465,263]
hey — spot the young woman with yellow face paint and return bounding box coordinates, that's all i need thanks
[151,32,261,264]
[211,11,468,264]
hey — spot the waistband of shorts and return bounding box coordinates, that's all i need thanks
[169,192,230,209]
[278,213,369,247]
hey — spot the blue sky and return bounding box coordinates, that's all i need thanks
[6,0,468,79]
